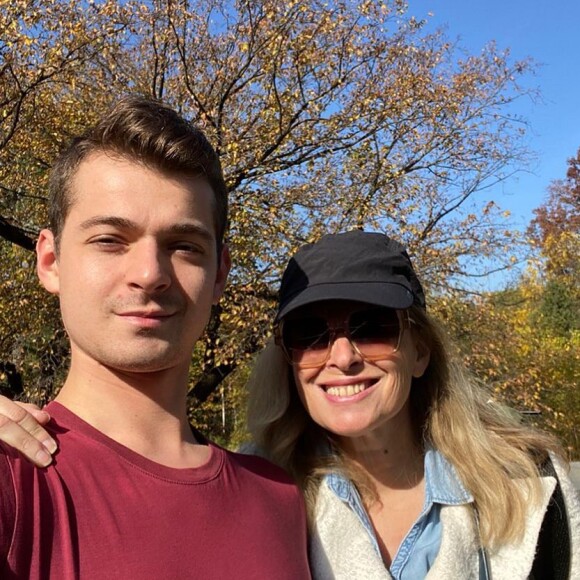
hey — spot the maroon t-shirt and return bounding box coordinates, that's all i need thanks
[0,402,311,579]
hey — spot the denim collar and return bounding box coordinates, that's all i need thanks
[326,448,472,505]
[324,448,473,558]
[423,448,473,505]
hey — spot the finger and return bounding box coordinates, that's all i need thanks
[0,408,56,467]
[0,398,54,443]
[15,402,52,426]
[15,406,57,452]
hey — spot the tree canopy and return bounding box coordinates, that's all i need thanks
[1,0,539,412]
[439,149,580,457]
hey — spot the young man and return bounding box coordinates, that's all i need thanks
[0,96,311,578]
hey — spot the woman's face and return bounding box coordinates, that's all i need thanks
[288,301,430,442]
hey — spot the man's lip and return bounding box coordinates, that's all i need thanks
[117,311,174,318]
[116,310,176,329]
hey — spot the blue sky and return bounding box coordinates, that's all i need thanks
[408,1,579,231]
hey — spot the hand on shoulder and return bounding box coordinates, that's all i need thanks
[0,396,56,466]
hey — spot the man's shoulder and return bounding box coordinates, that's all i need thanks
[0,441,16,477]
[0,443,19,561]
[0,439,36,472]
[211,441,299,492]
[228,447,287,474]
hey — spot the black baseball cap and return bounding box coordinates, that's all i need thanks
[276,231,426,321]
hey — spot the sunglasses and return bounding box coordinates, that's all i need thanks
[275,307,410,368]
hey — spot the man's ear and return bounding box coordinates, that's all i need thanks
[36,229,60,295]
[412,338,431,379]
[212,244,231,304]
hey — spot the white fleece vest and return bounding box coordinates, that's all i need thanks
[309,457,580,579]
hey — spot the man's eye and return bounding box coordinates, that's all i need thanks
[90,236,124,248]
[172,242,204,254]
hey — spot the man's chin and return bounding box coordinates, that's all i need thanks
[96,351,183,375]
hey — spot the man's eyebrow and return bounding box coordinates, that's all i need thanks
[79,216,136,230]
[78,216,215,241]
[168,222,215,242]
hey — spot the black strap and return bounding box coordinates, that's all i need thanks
[472,505,491,580]
[530,457,571,580]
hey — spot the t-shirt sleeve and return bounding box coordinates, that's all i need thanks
[0,449,16,562]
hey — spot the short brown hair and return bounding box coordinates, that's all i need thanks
[48,95,228,248]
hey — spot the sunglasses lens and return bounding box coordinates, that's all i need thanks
[281,308,404,367]
[283,317,330,351]
[348,309,401,357]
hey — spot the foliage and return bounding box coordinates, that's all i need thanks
[0,244,67,402]
[1,0,537,441]
[438,149,580,458]
[437,283,579,459]
[528,147,580,282]
[522,148,580,456]
[533,279,579,336]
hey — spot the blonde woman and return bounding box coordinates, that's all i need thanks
[2,231,579,578]
[246,231,579,579]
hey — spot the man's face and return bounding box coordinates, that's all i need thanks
[37,152,229,375]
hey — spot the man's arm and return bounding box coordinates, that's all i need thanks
[0,398,56,466]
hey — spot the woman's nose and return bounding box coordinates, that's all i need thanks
[325,334,363,369]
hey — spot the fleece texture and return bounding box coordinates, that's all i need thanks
[309,455,580,580]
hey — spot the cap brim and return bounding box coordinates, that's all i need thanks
[276,282,414,321]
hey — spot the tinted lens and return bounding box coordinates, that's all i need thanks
[281,308,404,367]
[348,309,401,357]
[282,317,330,351]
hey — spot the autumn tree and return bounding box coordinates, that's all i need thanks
[438,285,579,458]
[1,0,536,434]
[528,148,580,335]
[439,150,580,457]
[528,148,579,271]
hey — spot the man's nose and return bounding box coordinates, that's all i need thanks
[125,240,172,293]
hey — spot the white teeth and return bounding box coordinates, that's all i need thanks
[326,383,367,397]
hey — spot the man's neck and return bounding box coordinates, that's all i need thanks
[54,357,210,469]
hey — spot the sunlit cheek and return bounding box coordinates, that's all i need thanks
[294,365,320,385]
[178,268,213,298]
[293,369,316,409]
[66,256,112,289]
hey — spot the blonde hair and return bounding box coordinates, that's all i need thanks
[246,306,565,548]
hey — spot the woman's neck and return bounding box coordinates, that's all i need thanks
[336,415,426,568]
[337,408,424,492]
